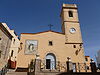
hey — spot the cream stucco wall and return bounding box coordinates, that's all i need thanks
[61,4,82,43]
[17,31,85,68]
[0,23,12,70]
[85,56,91,72]
[2,23,20,62]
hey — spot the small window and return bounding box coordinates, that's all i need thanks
[49,41,53,46]
[73,45,76,48]
[85,58,88,61]
[11,50,14,57]
[0,38,1,40]
[68,11,73,17]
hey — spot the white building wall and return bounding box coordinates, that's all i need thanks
[9,30,20,61]
[2,23,20,62]
[0,23,12,70]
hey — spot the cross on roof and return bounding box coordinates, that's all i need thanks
[48,24,53,31]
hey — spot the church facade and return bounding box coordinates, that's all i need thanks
[16,4,85,71]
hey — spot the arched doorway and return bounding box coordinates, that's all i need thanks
[46,53,56,70]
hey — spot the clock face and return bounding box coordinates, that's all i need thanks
[70,28,76,33]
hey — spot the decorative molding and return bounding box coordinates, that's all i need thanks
[63,21,79,23]
[65,42,83,44]
[21,30,64,35]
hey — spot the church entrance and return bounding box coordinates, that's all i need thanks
[46,59,51,69]
[46,53,56,70]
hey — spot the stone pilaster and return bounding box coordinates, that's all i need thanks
[34,58,41,75]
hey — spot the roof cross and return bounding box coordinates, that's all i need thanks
[48,24,53,31]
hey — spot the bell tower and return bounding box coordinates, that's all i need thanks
[61,4,83,43]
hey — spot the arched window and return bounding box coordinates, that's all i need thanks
[11,50,14,57]
[68,11,73,17]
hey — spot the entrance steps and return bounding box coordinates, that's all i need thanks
[6,69,27,75]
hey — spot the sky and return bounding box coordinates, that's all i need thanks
[0,0,100,62]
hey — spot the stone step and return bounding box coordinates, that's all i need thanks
[6,69,27,75]
[6,72,27,75]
